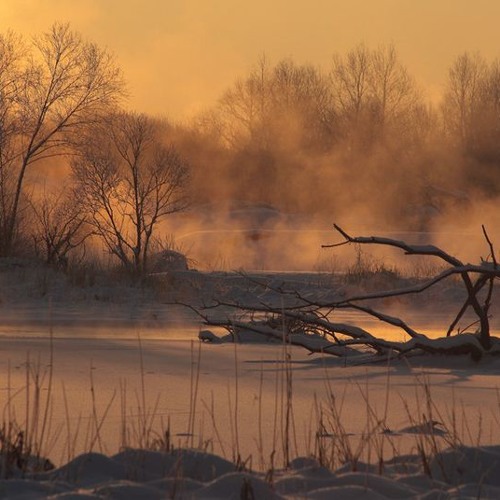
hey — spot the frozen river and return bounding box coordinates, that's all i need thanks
[1,269,499,341]
[2,334,500,469]
[1,269,500,471]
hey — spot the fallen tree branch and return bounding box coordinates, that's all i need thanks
[327,224,499,350]
[184,225,500,360]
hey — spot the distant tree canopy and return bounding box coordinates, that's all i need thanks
[443,52,500,177]
[187,46,500,225]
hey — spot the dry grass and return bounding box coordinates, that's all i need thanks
[0,335,494,482]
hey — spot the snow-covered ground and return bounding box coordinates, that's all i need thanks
[2,265,500,498]
[6,443,500,498]
[2,336,500,498]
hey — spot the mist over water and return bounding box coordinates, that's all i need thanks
[164,49,500,273]
[166,206,498,273]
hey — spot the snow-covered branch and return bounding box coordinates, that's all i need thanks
[191,226,500,360]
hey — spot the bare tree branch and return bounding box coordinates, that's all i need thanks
[190,226,500,360]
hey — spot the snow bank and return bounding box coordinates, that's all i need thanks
[4,445,500,498]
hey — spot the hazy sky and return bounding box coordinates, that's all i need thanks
[2,1,500,119]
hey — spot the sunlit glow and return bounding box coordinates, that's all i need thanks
[2,1,500,119]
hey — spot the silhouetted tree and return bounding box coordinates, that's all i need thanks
[331,44,371,134]
[442,52,500,192]
[213,57,336,205]
[30,185,91,268]
[72,112,189,276]
[217,55,272,148]
[330,44,421,150]
[0,23,124,257]
[473,58,500,163]
[442,52,487,147]
[268,59,334,151]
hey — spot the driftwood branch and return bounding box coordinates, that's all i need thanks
[189,225,500,360]
[327,224,499,350]
[325,224,464,267]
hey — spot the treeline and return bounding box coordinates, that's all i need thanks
[1,23,499,274]
[181,46,500,229]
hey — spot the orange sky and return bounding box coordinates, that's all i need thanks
[2,0,500,120]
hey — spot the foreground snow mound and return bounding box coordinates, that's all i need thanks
[35,448,235,484]
[194,471,280,499]
[112,448,236,482]
[44,452,127,486]
[429,445,500,486]
[4,446,500,498]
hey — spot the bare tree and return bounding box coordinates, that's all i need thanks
[330,44,420,149]
[268,59,334,150]
[370,45,417,127]
[0,23,124,257]
[30,185,91,268]
[442,52,487,146]
[440,52,500,183]
[0,31,25,253]
[331,44,371,124]
[72,112,189,276]
[217,56,334,151]
[474,58,500,162]
[218,55,272,148]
